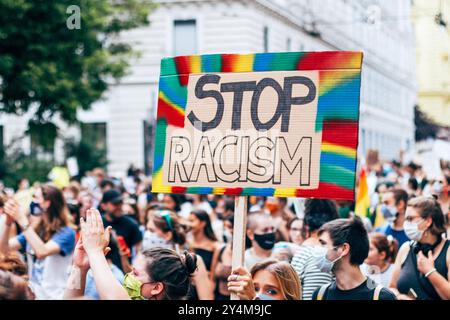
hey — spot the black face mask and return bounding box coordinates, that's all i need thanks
[254,232,276,250]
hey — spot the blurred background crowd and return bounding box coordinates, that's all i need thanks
[0,154,448,300]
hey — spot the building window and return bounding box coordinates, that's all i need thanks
[143,120,154,176]
[263,26,269,52]
[30,131,55,161]
[173,20,197,56]
[81,122,107,154]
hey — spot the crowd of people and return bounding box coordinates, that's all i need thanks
[0,160,449,300]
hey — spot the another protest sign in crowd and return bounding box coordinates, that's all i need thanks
[0,159,449,300]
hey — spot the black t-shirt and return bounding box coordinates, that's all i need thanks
[312,278,397,300]
[102,214,143,250]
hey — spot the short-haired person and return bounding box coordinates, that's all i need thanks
[389,196,450,300]
[101,189,143,263]
[64,209,198,300]
[245,213,276,270]
[377,189,409,247]
[291,199,339,300]
[361,233,398,287]
[312,217,397,300]
[227,260,301,300]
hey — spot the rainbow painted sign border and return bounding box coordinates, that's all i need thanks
[152,51,362,200]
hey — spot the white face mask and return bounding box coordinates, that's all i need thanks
[143,231,172,249]
[223,229,232,243]
[403,219,424,242]
[312,246,342,274]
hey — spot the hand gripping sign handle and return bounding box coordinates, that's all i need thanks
[230,196,248,300]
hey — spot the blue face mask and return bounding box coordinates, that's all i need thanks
[380,204,397,222]
[256,293,275,300]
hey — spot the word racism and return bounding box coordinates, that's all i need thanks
[164,70,322,189]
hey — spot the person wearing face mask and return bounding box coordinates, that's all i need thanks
[377,189,410,247]
[264,197,295,242]
[389,196,450,300]
[244,213,277,271]
[100,189,142,264]
[1,184,76,300]
[211,215,234,300]
[312,217,397,300]
[361,233,398,287]
[142,209,189,252]
[227,260,301,300]
[291,199,339,300]
[64,208,198,300]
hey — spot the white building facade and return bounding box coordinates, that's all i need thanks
[0,0,417,177]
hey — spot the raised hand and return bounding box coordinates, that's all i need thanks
[4,199,27,226]
[227,266,256,300]
[80,208,112,256]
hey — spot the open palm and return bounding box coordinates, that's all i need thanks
[72,238,90,271]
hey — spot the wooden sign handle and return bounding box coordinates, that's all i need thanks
[230,195,248,300]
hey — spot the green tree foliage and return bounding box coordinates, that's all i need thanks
[0,140,55,188]
[65,138,108,178]
[0,0,154,145]
[415,105,441,141]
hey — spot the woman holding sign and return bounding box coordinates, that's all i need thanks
[227,260,301,300]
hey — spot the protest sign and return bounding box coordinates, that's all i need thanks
[152,51,363,201]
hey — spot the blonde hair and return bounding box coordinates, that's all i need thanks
[250,260,301,300]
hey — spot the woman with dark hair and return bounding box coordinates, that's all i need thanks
[142,209,189,252]
[141,209,214,299]
[210,215,234,300]
[290,199,339,300]
[390,196,450,300]
[188,209,219,273]
[64,209,198,300]
[1,184,76,299]
[162,194,183,214]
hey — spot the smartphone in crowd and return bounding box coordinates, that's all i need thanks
[116,235,131,258]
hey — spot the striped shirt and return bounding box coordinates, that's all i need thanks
[291,245,334,300]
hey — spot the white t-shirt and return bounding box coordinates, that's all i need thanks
[244,248,270,271]
[360,263,394,288]
[16,226,76,300]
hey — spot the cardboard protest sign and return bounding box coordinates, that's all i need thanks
[152,52,363,200]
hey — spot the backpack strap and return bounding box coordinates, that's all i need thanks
[373,284,383,300]
[316,283,331,300]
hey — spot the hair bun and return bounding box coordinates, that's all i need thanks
[181,251,197,275]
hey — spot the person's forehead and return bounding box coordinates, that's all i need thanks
[319,231,331,243]
[253,269,280,287]
[133,254,147,270]
[382,192,394,201]
[257,217,274,229]
[405,207,419,218]
[291,220,302,227]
